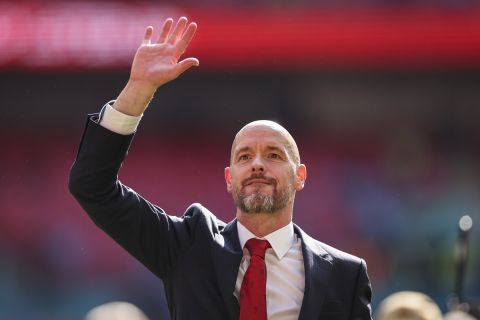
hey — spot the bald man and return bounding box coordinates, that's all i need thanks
[69,18,372,320]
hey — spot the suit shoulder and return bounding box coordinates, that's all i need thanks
[309,237,369,285]
[295,224,364,266]
[317,240,364,265]
[182,203,227,233]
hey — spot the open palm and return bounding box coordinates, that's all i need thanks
[130,17,199,89]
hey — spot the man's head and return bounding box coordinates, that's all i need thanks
[225,120,306,215]
[84,301,150,320]
[375,291,442,320]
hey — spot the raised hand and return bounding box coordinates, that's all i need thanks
[130,17,199,89]
[113,17,199,116]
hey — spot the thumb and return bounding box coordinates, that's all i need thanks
[174,58,200,76]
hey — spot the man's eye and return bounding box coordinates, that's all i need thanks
[269,153,280,159]
[238,154,250,161]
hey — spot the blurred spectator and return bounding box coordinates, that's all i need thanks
[84,301,150,320]
[376,291,443,320]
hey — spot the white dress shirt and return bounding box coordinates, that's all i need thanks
[236,221,305,320]
[98,101,306,319]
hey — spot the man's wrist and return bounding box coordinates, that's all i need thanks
[113,79,157,116]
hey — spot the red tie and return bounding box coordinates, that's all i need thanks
[239,238,272,320]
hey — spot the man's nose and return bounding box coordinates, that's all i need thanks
[251,155,264,172]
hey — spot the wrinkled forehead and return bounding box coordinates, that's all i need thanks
[230,121,300,164]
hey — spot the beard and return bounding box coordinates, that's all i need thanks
[232,173,294,214]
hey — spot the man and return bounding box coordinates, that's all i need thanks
[69,17,372,320]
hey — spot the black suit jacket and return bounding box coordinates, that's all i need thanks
[69,116,373,320]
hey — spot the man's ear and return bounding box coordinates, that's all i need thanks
[295,164,307,191]
[225,167,232,193]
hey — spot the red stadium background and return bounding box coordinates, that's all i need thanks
[1,2,479,319]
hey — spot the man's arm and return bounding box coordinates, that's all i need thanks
[351,259,373,320]
[68,17,199,279]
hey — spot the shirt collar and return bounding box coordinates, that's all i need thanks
[237,220,296,260]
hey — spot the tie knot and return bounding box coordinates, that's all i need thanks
[245,238,271,259]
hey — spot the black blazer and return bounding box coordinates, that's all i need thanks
[69,116,373,320]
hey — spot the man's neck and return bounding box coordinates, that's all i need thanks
[236,208,293,238]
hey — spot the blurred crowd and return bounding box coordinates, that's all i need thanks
[1,117,479,318]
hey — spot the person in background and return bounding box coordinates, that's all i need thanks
[69,17,372,320]
[375,291,443,320]
[84,301,150,320]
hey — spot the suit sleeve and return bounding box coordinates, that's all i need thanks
[350,259,373,320]
[68,115,198,279]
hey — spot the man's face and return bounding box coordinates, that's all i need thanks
[225,123,306,214]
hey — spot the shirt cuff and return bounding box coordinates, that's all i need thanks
[99,100,142,135]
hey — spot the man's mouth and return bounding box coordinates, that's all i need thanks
[242,175,276,188]
[246,179,271,186]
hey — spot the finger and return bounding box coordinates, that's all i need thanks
[173,57,200,76]
[167,17,188,45]
[142,26,154,45]
[156,18,173,44]
[176,22,197,54]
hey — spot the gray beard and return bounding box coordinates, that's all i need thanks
[233,183,293,214]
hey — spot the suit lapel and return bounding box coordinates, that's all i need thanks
[212,221,333,319]
[295,225,333,320]
[212,219,243,319]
